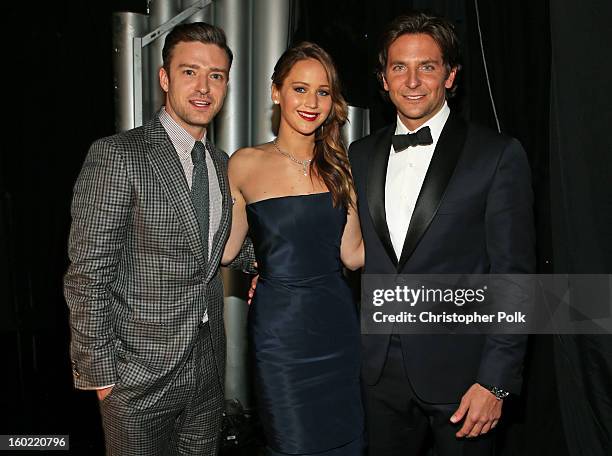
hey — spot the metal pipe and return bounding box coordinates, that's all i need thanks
[184,0,214,23]
[215,0,253,409]
[214,0,252,153]
[112,12,148,132]
[221,269,252,409]
[342,106,371,146]
[251,0,294,145]
[148,0,183,120]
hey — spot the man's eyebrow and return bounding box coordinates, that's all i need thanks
[388,58,442,65]
[209,66,229,73]
[177,63,229,73]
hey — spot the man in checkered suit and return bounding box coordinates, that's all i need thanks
[64,22,252,455]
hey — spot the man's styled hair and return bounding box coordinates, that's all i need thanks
[162,22,233,71]
[377,12,462,96]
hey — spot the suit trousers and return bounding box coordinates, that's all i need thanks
[100,322,224,456]
[364,336,494,456]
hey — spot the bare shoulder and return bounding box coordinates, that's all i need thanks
[229,144,273,167]
[228,144,272,180]
[230,145,265,162]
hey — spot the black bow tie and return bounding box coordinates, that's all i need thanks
[392,126,433,152]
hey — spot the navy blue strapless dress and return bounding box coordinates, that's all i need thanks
[247,192,363,455]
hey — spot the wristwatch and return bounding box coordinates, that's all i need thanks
[480,383,510,400]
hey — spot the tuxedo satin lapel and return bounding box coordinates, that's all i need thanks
[204,140,230,284]
[367,125,398,266]
[397,113,468,271]
[145,122,206,270]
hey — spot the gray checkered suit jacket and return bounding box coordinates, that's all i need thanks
[64,115,241,408]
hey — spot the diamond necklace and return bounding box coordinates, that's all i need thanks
[272,138,312,176]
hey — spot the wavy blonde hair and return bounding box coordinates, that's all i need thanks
[272,42,355,210]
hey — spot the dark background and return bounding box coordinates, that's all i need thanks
[1,0,610,454]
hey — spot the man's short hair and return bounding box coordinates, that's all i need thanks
[162,22,233,71]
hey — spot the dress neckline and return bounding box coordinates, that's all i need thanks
[246,191,331,207]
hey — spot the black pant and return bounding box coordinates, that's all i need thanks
[364,336,494,456]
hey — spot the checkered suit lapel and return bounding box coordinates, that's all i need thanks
[144,118,207,271]
[204,139,231,283]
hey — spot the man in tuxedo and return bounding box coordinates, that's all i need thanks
[64,22,251,455]
[348,12,535,455]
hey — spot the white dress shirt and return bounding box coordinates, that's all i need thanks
[385,102,450,259]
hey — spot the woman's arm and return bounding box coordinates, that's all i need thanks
[222,150,250,265]
[340,190,364,271]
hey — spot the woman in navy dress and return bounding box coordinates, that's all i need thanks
[222,42,364,455]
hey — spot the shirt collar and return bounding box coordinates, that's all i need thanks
[394,101,450,147]
[158,107,207,153]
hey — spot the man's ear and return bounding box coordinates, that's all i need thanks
[381,72,390,92]
[159,66,169,93]
[445,66,458,90]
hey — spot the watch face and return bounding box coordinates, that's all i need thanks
[491,386,509,399]
[480,383,509,399]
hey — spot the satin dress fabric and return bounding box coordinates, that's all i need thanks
[247,192,363,455]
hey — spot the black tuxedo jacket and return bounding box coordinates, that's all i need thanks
[349,113,535,404]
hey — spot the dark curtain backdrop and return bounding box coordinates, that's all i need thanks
[549,1,612,455]
[1,0,610,454]
[2,2,117,452]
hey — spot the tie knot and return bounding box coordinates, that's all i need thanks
[191,141,206,165]
[392,126,433,152]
